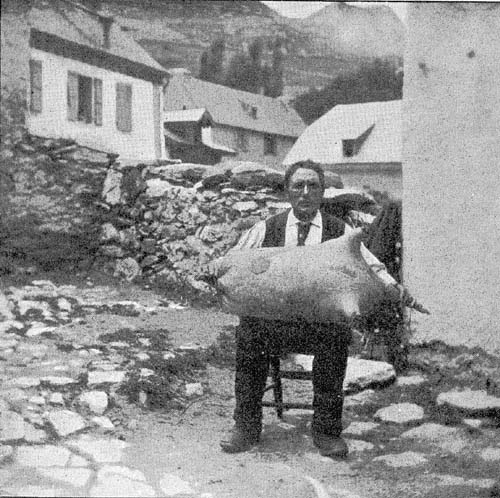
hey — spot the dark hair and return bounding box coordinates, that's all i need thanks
[284,160,326,190]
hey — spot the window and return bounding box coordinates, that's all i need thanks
[67,72,103,125]
[116,82,132,132]
[263,134,277,156]
[237,130,248,152]
[342,139,356,157]
[29,59,42,113]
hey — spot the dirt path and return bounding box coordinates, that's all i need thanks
[1,275,499,497]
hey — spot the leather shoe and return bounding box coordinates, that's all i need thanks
[312,432,348,458]
[220,428,260,453]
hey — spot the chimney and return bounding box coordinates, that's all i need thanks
[101,16,113,49]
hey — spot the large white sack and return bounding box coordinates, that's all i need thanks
[214,229,394,324]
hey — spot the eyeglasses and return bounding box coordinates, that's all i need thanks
[288,182,323,193]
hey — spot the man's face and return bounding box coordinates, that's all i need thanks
[287,168,324,222]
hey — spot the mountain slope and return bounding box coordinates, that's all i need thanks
[96,0,404,95]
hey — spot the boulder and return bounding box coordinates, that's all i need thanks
[0,411,26,442]
[78,391,108,415]
[324,171,344,189]
[114,258,141,282]
[45,410,86,437]
[145,178,174,198]
[215,229,394,323]
[374,403,425,423]
[322,188,377,218]
[436,389,500,417]
[229,162,285,190]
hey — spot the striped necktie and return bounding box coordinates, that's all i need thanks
[297,222,311,246]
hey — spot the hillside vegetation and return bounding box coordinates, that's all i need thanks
[97,0,405,95]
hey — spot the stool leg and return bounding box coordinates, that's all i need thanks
[269,356,283,419]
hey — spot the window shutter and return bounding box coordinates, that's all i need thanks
[93,78,103,126]
[116,82,132,132]
[29,59,42,113]
[67,72,78,121]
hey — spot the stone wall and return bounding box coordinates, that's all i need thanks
[402,3,500,354]
[97,162,292,293]
[0,0,31,141]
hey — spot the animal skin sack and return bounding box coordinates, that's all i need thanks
[214,229,395,324]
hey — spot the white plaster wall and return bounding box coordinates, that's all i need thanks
[213,125,295,167]
[403,4,500,354]
[28,48,162,160]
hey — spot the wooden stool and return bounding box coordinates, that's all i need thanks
[262,354,314,419]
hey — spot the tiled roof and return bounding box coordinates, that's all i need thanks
[164,74,305,138]
[164,108,211,123]
[284,100,401,165]
[29,1,166,74]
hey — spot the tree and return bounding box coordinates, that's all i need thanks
[263,38,284,98]
[225,39,264,94]
[199,38,226,84]
[292,58,403,124]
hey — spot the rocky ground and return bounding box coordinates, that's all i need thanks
[1,271,499,498]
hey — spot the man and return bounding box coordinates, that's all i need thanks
[220,160,406,457]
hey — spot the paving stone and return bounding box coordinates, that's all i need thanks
[374,403,425,423]
[78,391,108,415]
[0,411,26,442]
[91,416,115,429]
[344,389,376,407]
[5,376,40,388]
[41,376,78,387]
[98,465,147,481]
[373,451,427,467]
[0,445,14,463]
[400,423,459,441]
[5,485,69,497]
[437,389,500,416]
[49,393,65,405]
[24,423,48,444]
[346,439,375,452]
[91,465,155,497]
[16,445,71,467]
[68,453,90,467]
[135,352,150,361]
[46,410,86,437]
[88,370,126,385]
[159,474,195,496]
[480,447,500,461]
[66,435,129,463]
[344,421,379,436]
[344,358,396,392]
[400,423,468,453]
[396,374,426,386]
[432,474,497,489]
[38,467,92,488]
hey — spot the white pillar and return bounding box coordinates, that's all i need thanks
[403,3,500,354]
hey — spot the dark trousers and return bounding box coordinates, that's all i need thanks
[233,316,350,436]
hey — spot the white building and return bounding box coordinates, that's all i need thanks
[27,1,168,160]
[284,100,402,197]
